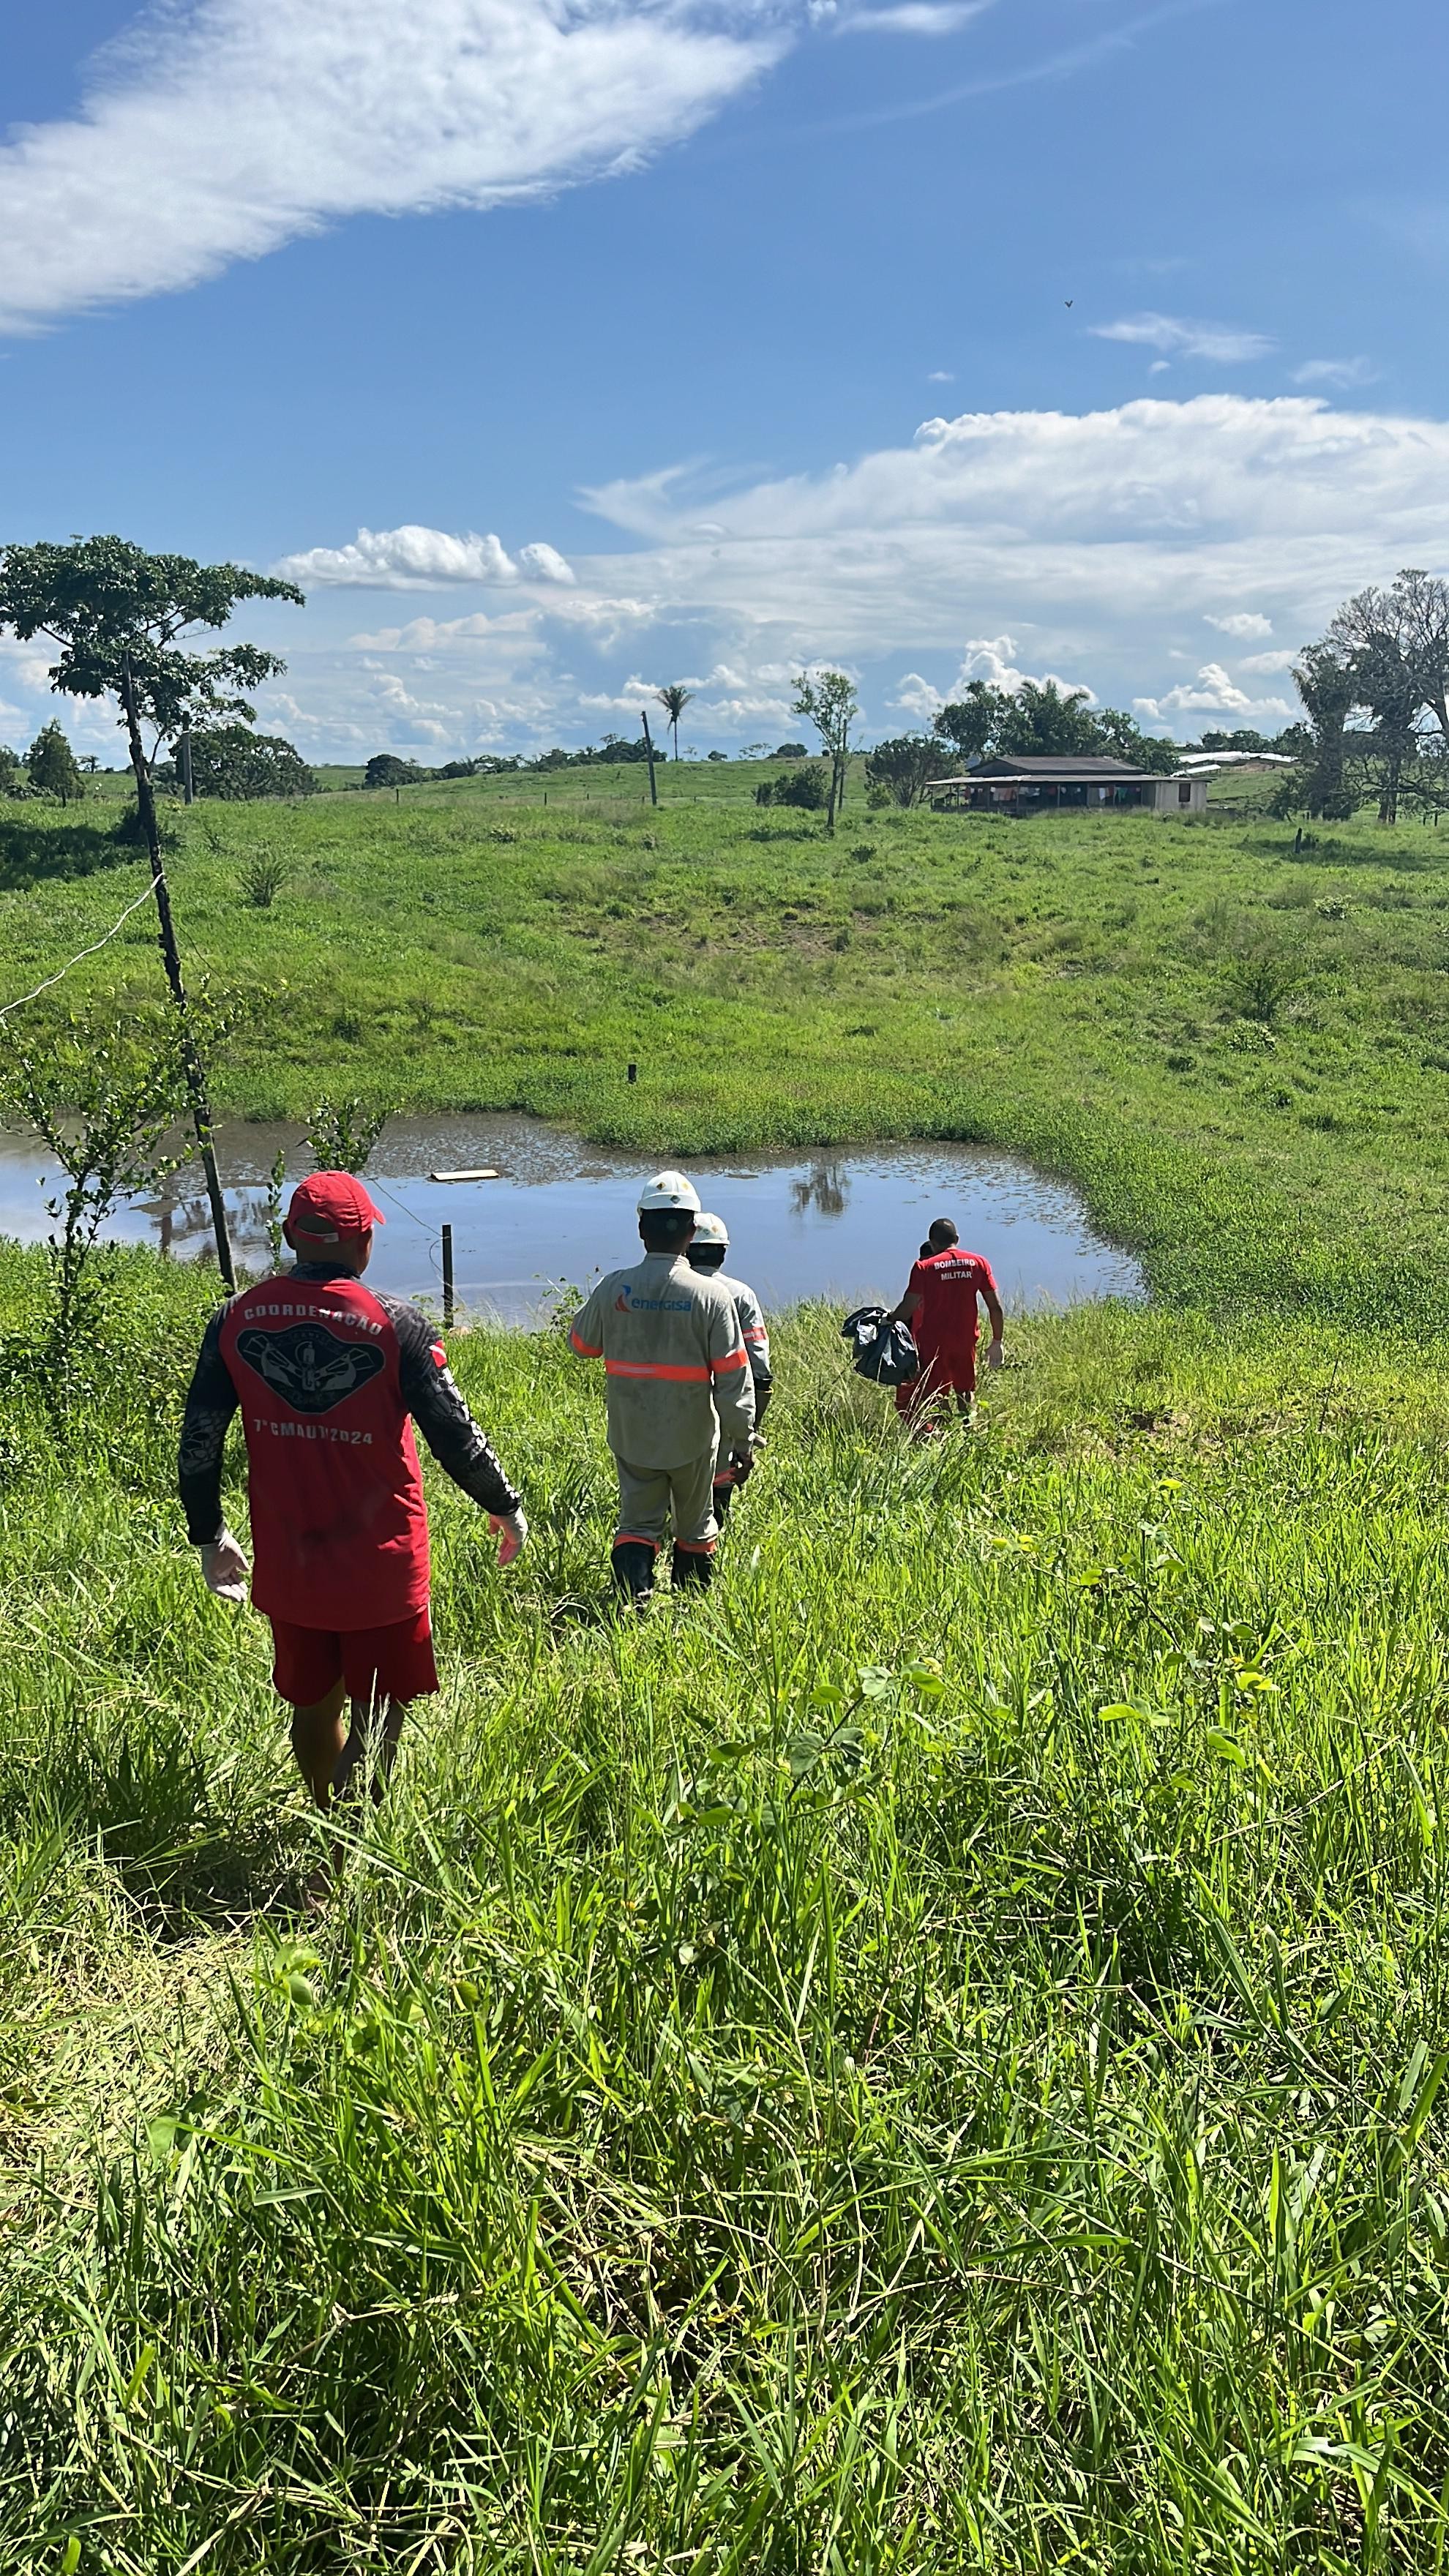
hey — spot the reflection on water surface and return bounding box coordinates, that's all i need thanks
[0,1115,1145,1325]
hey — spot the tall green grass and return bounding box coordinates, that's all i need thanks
[4,1240,1449,2566]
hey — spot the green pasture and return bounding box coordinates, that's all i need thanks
[7,779,1449,2564]
[3,780,1449,1322]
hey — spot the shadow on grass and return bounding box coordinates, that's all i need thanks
[0,810,144,890]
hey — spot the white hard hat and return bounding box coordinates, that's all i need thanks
[637,1169,701,1213]
[692,1211,729,1249]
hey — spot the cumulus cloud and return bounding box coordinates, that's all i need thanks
[1135,662,1293,720]
[275,524,575,588]
[0,0,791,334]
[1090,312,1274,363]
[890,671,945,719]
[12,392,1446,760]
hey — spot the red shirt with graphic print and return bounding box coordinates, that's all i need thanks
[179,1262,521,1630]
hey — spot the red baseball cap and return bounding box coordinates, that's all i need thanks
[285,1171,386,1240]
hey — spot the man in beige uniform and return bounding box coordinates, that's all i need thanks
[569,1170,755,1603]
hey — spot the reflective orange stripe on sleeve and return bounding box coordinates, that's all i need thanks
[570,1329,604,1357]
[711,1347,749,1374]
[605,1358,711,1382]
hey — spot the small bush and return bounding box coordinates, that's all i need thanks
[240,850,288,909]
[757,762,828,812]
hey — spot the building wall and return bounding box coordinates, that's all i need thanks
[1152,777,1208,815]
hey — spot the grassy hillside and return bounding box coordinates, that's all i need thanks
[3,785,1449,1324]
[5,1242,1449,2568]
[8,777,1449,2563]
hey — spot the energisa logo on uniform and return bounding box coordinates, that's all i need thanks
[616,1289,692,1313]
[235,1323,386,1415]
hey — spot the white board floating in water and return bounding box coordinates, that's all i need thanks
[430,1168,501,1183]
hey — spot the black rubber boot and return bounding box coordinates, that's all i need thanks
[610,1541,656,1608]
[712,1481,733,1527]
[671,1543,715,1592]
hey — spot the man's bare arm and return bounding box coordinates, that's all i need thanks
[888,1287,922,1325]
[982,1286,1006,1368]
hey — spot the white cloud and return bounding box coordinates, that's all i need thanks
[890,671,944,719]
[14,392,1449,760]
[1291,356,1379,388]
[1157,661,1251,711]
[1090,312,1274,363]
[1137,662,1293,720]
[274,524,574,588]
[0,0,791,334]
[926,370,955,383]
[839,1,987,31]
[1235,648,1297,675]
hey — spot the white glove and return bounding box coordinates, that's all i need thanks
[200,1526,249,1603]
[489,1508,528,1567]
[984,1339,1005,1372]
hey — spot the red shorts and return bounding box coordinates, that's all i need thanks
[896,1347,976,1414]
[268,1609,438,1708]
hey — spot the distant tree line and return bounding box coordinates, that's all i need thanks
[1273,571,1449,823]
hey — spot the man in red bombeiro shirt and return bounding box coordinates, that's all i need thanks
[178,1172,525,1821]
[889,1216,1006,1431]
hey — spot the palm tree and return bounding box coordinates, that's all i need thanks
[656,683,693,760]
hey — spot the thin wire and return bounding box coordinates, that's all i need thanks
[0,878,157,1027]
[366,1175,435,1235]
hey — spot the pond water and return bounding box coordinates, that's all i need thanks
[0,1115,1145,1324]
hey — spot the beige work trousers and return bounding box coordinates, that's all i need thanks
[613,1448,718,1553]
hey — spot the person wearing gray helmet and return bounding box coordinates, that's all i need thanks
[686,1211,771,1527]
[569,1171,755,1605]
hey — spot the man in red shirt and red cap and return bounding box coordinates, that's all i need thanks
[889,1216,1006,1431]
[178,1171,525,1824]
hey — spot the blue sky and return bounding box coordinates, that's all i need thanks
[1,0,1445,759]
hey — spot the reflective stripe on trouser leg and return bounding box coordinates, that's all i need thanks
[614,1448,718,1553]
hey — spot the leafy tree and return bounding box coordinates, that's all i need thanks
[1093,708,1180,774]
[26,719,86,804]
[363,753,424,790]
[1330,569,1449,755]
[932,682,1005,768]
[0,536,302,752]
[1286,643,1358,819]
[995,679,1102,758]
[864,733,948,806]
[771,741,808,759]
[0,744,23,797]
[0,536,302,1293]
[791,670,858,836]
[1344,632,1423,823]
[184,723,316,800]
[656,683,693,760]
[934,679,1176,774]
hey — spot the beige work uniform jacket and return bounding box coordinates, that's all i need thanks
[569,1254,755,1469]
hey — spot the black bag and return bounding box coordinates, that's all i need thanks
[841,1304,920,1386]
